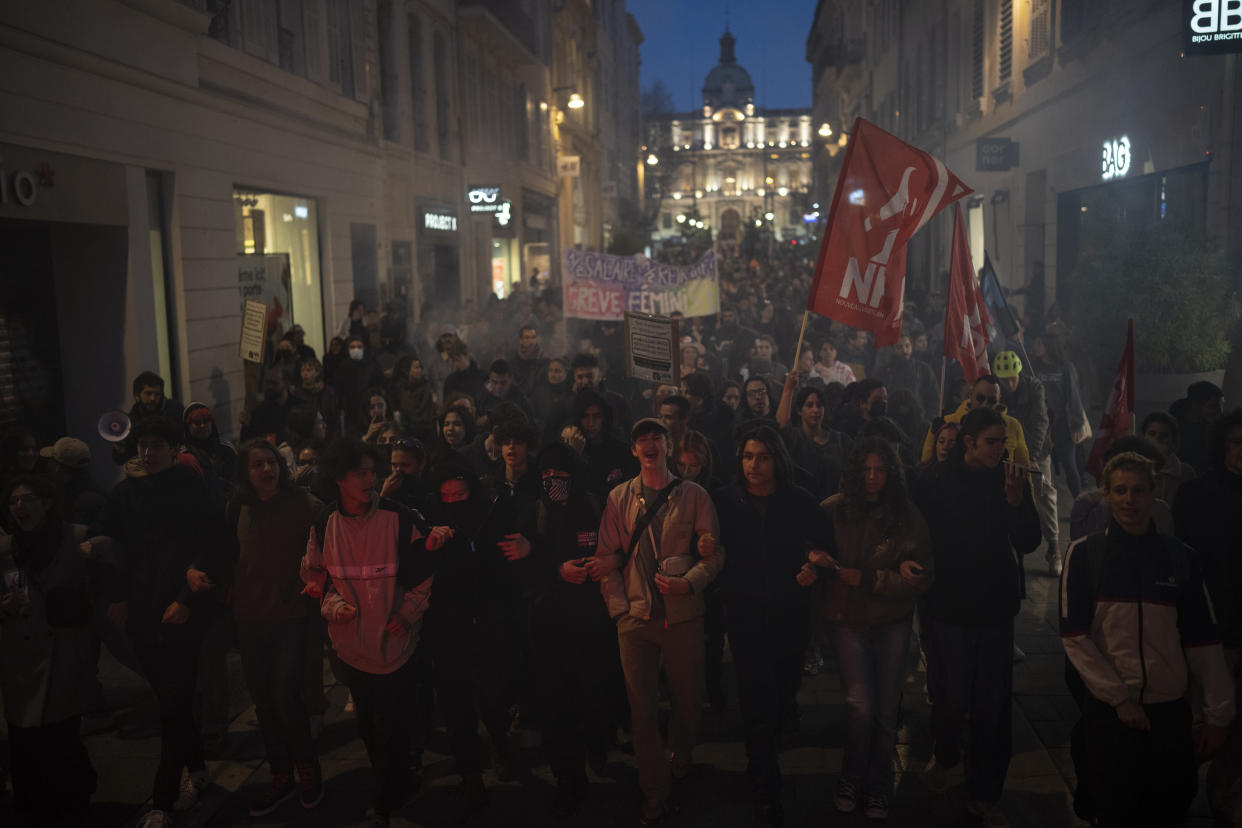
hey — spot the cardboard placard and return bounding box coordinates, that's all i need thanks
[624,311,680,384]
[239,299,268,364]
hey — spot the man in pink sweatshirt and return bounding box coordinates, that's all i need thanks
[302,439,435,828]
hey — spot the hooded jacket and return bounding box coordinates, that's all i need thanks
[183,402,238,488]
[919,398,1031,467]
[301,497,434,674]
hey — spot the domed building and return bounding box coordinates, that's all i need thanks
[645,28,814,249]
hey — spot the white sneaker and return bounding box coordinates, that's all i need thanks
[173,768,208,811]
[967,799,1008,827]
[138,809,171,828]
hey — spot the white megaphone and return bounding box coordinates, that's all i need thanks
[98,411,132,443]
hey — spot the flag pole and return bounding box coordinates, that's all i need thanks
[790,309,811,378]
[938,355,946,416]
[776,309,811,427]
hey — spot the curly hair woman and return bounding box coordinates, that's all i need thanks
[815,437,934,820]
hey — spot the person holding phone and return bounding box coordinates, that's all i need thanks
[814,437,934,821]
[912,407,1041,827]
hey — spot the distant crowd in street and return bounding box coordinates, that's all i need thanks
[1,242,1239,828]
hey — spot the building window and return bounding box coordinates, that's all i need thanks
[409,14,429,152]
[1061,0,1089,42]
[326,0,354,97]
[662,213,672,229]
[971,0,984,100]
[276,0,306,75]
[997,0,1013,84]
[1028,0,1051,63]
[433,31,451,161]
[233,189,326,358]
[516,82,531,161]
[720,126,739,149]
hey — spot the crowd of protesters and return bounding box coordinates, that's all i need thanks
[0,245,1239,828]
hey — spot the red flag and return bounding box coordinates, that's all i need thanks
[807,118,973,347]
[943,204,991,382]
[1086,320,1136,480]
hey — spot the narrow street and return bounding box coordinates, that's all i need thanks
[1,558,1217,828]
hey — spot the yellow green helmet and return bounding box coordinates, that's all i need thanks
[992,350,1023,379]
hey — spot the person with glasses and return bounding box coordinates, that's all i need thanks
[918,375,1030,468]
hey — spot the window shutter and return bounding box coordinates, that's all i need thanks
[998,0,1014,83]
[1028,0,1051,63]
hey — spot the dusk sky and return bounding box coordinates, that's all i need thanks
[626,0,820,113]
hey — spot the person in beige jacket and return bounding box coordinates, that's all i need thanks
[589,418,724,827]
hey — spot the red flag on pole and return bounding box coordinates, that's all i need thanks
[943,204,991,382]
[1086,320,1136,480]
[807,118,973,347]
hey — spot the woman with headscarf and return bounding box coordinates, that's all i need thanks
[182,403,237,495]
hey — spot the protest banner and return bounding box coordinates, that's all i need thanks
[562,248,719,320]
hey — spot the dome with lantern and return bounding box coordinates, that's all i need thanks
[702,28,754,114]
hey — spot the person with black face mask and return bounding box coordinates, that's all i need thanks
[832,379,888,440]
[422,464,519,826]
[529,442,620,817]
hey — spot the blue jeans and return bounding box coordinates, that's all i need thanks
[926,617,1014,804]
[828,618,912,794]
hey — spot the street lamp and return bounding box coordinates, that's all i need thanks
[764,211,775,221]
[554,86,584,110]
[818,122,832,138]
[647,153,659,166]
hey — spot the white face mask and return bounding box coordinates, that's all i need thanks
[349,347,364,361]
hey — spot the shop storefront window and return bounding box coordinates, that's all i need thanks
[233,190,325,357]
[491,237,519,298]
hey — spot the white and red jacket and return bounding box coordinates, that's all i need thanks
[302,497,434,675]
